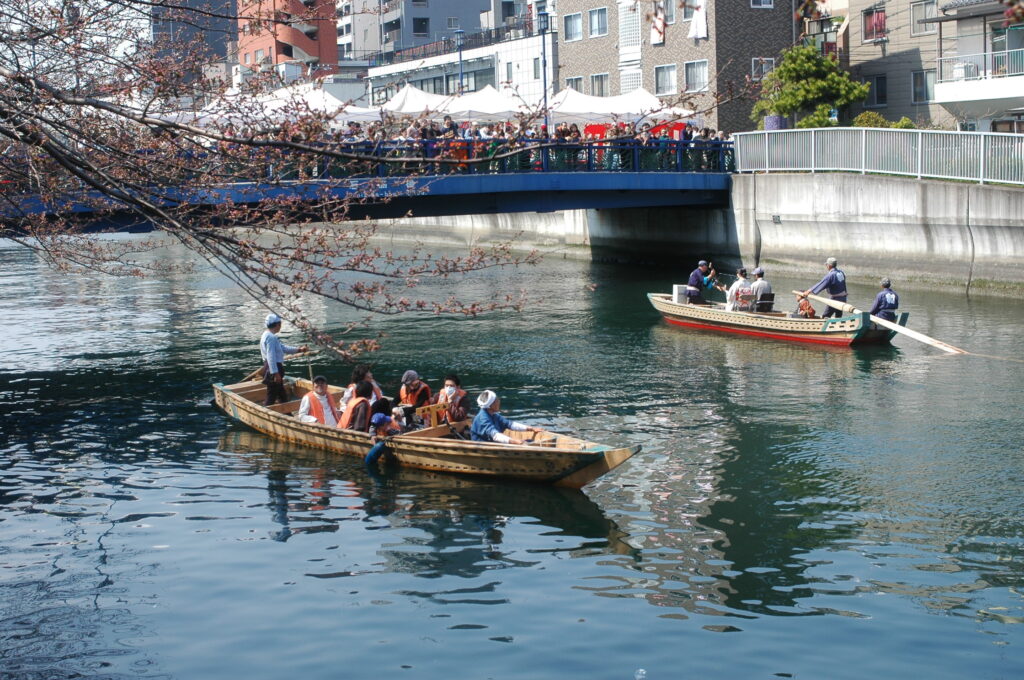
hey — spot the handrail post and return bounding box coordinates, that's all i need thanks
[979,133,987,185]
[917,130,923,179]
[811,129,816,173]
[861,128,867,174]
[763,131,769,172]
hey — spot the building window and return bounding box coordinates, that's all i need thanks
[684,59,708,92]
[564,13,583,41]
[683,4,695,20]
[910,1,936,37]
[411,0,427,5]
[589,7,608,37]
[620,7,640,48]
[863,8,887,42]
[751,0,773,7]
[654,64,676,95]
[447,17,459,29]
[533,57,540,80]
[912,69,935,103]
[865,74,887,107]
[621,69,642,91]
[663,0,675,24]
[566,76,583,91]
[413,17,429,36]
[244,52,251,64]
[255,48,264,62]
[506,61,513,82]
[751,57,775,81]
[591,73,609,96]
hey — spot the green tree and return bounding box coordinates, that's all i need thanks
[751,45,870,128]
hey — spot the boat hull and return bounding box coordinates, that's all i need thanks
[213,379,638,489]
[648,293,907,346]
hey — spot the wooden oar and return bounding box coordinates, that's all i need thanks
[240,351,319,383]
[793,291,967,355]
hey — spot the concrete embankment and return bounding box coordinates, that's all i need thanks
[375,173,1024,295]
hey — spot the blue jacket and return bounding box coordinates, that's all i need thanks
[811,268,847,298]
[470,409,514,442]
[870,289,899,320]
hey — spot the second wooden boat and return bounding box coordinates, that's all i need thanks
[212,378,639,489]
[648,292,909,346]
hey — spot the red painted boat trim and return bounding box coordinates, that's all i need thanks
[662,316,862,346]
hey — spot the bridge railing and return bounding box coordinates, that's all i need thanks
[270,138,734,181]
[732,128,1024,186]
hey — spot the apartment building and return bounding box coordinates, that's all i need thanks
[555,0,798,134]
[152,0,238,76]
[237,0,339,76]
[338,0,381,60]
[377,0,494,54]
[845,0,956,127]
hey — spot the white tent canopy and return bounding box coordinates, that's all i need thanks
[547,86,694,124]
[437,85,531,121]
[380,84,450,115]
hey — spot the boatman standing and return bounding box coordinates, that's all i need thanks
[260,313,307,406]
[800,257,848,318]
[470,390,542,444]
[685,260,725,305]
[869,278,900,322]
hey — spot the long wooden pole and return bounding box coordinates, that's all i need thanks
[793,291,968,355]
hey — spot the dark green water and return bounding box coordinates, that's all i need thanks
[2,235,1023,680]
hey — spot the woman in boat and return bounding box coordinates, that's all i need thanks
[339,381,374,431]
[725,268,753,312]
[470,390,542,444]
[340,364,383,410]
[399,370,432,409]
[298,375,341,426]
[432,373,469,423]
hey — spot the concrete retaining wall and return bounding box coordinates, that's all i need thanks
[376,173,1024,295]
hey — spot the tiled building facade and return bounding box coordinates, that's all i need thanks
[555,0,798,133]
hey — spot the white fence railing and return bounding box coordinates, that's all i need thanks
[733,128,1024,186]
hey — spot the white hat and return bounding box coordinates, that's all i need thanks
[265,313,282,327]
[477,390,497,409]
[825,257,838,267]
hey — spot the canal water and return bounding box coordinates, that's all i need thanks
[1,235,1022,680]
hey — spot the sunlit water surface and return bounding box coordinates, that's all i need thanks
[1,236,1023,679]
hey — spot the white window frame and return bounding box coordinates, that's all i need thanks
[447,16,459,29]
[684,59,708,92]
[620,68,642,91]
[566,76,583,91]
[654,63,677,95]
[533,57,540,80]
[864,74,887,108]
[588,7,608,37]
[663,0,675,24]
[590,72,610,96]
[682,4,695,20]
[563,12,583,42]
[751,57,775,81]
[910,0,937,37]
[862,8,887,43]
[911,69,935,104]
[505,61,513,83]
[751,0,774,7]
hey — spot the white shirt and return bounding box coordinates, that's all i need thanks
[726,277,752,312]
[299,392,338,427]
[259,330,298,376]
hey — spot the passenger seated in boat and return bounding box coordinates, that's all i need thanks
[869,278,899,322]
[340,364,383,410]
[298,375,341,426]
[725,268,754,312]
[751,267,772,310]
[470,390,542,444]
[431,373,470,423]
[338,380,374,431]
[371,412,403,438]
[396,370,432,426]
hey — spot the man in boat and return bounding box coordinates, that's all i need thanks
[399,370,432,410]
[340,365,383,411]
[725,268,754,312]
[800,257,848,319]
[432,373,470,423]
[260,314,308,406]
[750,267,772,303]
[685,260,725,305]
[339,381,374,431]
[470,390,542,444]
[869,278,899,322]
[298,375,341,426]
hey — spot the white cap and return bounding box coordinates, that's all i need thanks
[826,257,838,267]
[265,313,282,327]
[477,390,497,409]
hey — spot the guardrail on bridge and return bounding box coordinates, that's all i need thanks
[732,128,1024,187]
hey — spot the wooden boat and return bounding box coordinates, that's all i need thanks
[212,377,639,488]
[647,292,909,346]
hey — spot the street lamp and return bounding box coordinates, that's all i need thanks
[538,11,549,137]
[454,29,465,94]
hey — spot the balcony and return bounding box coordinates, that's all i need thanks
[935,48,1024,114]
